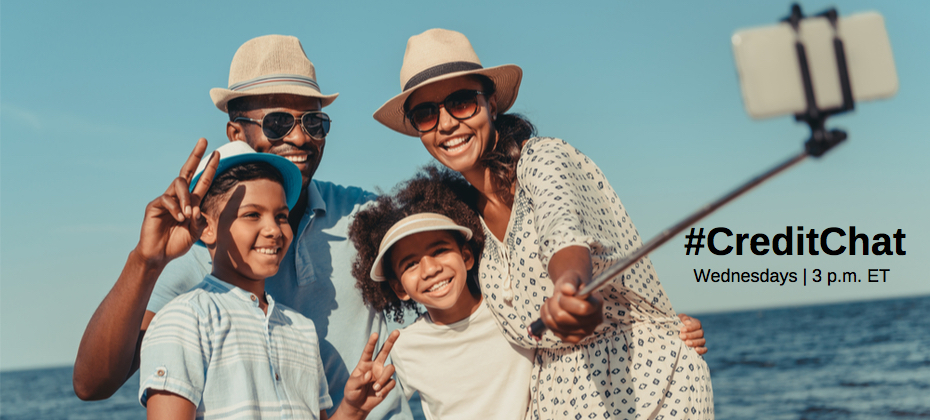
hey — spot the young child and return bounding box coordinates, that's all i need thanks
[349,167,535,420]
[139,141,397,420]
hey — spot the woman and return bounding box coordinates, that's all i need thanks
[374,29,713,419]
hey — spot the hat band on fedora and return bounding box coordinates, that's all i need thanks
[230,73,321,93]
[403,62,484,91]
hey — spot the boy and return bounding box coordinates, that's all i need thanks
[139,141,398,420]
[348,168,535,420]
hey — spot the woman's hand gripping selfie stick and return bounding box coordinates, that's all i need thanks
[529,3,859,341]
[528,149,815,339]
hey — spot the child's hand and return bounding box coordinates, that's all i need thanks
[678,313,708,355]
[136,138,219,267]
[340,330,399,417]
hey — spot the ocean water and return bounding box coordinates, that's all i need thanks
[699,295,930,419]
[2,295,928,419]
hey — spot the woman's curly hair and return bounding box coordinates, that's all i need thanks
[473,75,537,205]
[349,165,485,323]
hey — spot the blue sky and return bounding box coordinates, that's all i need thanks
[2,0,928,370]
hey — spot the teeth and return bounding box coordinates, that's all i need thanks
[255,247,278,255]
[441,136,469,153]
[284,155,307,163]
[426,279,451,293]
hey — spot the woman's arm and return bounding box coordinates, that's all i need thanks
[539,245,604,343]
[539,247,712,351]
[521,139,711,350]
[146,390,196,420]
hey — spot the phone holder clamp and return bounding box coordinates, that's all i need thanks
[783,3,854,157]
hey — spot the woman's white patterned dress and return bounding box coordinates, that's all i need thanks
[478,137,713,419]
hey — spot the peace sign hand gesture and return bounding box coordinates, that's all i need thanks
[135,138,220,268]
[333,331,400,419]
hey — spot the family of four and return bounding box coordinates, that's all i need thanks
[74,29,713,419]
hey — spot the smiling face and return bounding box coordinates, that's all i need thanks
[204,178,294,294]
[407,77,497,178]
[387,230,480,325]
[228,94,325,188]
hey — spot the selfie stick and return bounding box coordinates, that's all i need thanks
[529,4,854,340]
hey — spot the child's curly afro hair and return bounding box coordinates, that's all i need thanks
[349,165,485,323]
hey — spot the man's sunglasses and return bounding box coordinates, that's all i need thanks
[235,111,332,141]
[405,90,486,133]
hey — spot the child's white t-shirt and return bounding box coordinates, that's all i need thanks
[390,299,535,420]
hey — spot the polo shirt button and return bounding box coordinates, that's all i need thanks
[275,373,280,381]
[156,369,165,377]
[250,295,257,301]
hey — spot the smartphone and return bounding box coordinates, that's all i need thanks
[732,11,898,119]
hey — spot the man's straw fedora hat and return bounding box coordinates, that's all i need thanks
[373,28,522,137]
[210,35,339,112]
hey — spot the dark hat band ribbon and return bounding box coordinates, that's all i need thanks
[403,62,483,91]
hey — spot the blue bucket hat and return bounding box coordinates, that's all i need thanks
[190,141,302,209]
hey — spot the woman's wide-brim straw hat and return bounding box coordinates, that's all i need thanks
[373,28,523,137]
[210,35,339,112]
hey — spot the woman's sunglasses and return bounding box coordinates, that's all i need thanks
[235,111,332,141]
[405,90,486,133]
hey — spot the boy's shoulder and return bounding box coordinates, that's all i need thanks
[391,314,431,371]
[151,280,321,349]
[151,279,224,320]
[160,277,312,321]
[400,313,432,332]
[396,303,495,345]
[393,311,460,352]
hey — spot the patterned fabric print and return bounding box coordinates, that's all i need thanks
[529,325,713,419]
[478,137,713,419]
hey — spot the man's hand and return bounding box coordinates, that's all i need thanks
[539,274,604,344]
[73,138,219,401]
[136,138,219,266]
[678,313,707,355]
[334,331,399,419]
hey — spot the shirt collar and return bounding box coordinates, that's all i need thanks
[203,274,273,308]
[307,179,327,216]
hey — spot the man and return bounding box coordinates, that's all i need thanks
[73,34,707,418]
[73,35,410,419]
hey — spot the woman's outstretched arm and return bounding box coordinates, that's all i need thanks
[539,245,603,343]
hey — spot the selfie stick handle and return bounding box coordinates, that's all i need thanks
[528,149,808,339]
[528,3,854,340]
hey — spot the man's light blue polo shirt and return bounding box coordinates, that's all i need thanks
[140,274,332,419]
[148,180,411,419]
